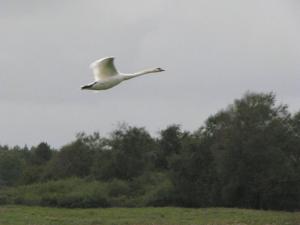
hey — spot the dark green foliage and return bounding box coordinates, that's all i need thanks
[1,92,300,211]
[21,143,55,184]
[94,125,156,180]
[170,137,218,207]
[31,142,52,165]
[0,148,24,186]
[156,125,183,169]
[45,140,93,179]
[202,92,300,210]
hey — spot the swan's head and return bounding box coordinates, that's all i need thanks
[153,68,165,72]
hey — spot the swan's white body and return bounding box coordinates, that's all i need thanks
[81,57,164,90]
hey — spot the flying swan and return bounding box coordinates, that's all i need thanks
[81,57,165,90]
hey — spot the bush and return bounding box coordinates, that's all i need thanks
[0,173,176,208]
[0,194,9,205]
[0,178,111,207]
[144,178,175,206]
[107,179,130,197]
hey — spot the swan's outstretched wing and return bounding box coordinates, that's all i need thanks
[90,57,118,81]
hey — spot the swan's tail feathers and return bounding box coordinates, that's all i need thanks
[81,85,90,90]
[81,82,96,90]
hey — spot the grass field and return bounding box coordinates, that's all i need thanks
[0,206,299,225]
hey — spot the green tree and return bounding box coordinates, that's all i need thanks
[0,150,24,186]
[32,142,52,165]
[45,140,93,179]
[100,125,156,180]
[170,135,217,207]
[156,125,183,170]
[203,92,299,210]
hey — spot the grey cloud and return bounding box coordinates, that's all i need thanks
[0,0,299,147]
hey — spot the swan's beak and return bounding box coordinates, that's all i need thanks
[159,68,165,72]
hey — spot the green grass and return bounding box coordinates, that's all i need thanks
[0,206,299,225]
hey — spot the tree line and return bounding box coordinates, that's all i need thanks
[0,92,300,210]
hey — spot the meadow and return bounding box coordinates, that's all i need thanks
[0,206,299,225]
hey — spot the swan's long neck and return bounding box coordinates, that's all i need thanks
[123,68,157,80]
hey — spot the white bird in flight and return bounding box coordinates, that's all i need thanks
[81,57,165,90]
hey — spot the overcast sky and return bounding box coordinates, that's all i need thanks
[1,0,299,147]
